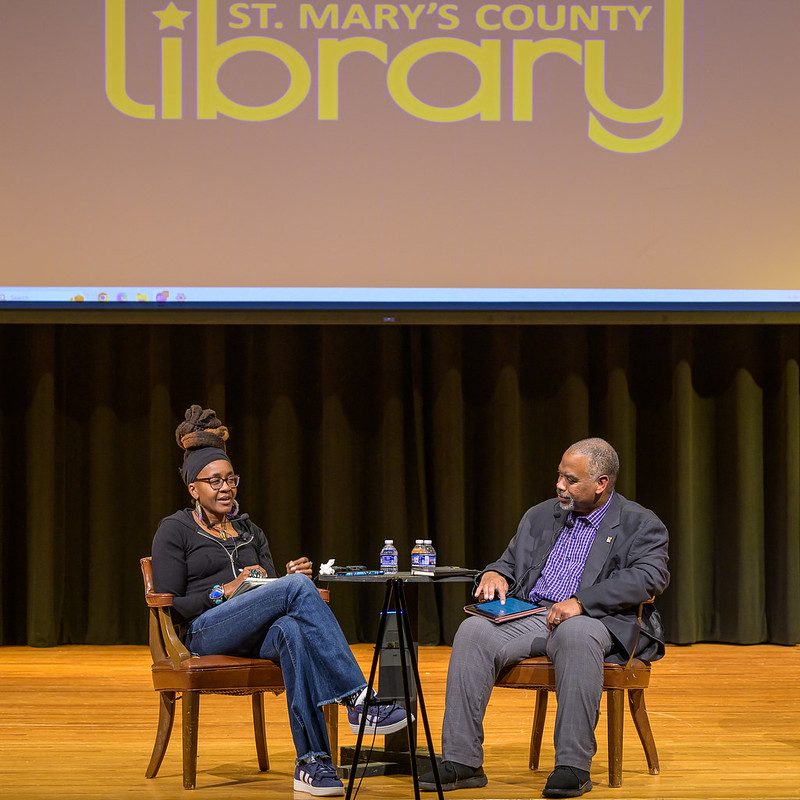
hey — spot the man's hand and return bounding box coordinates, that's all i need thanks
[547,597,583,631]
[474,571,509,603]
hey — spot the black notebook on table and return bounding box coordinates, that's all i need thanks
[410,566,481,579]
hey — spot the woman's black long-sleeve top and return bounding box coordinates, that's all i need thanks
[152,508,277,625]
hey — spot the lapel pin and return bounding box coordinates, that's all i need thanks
[606,537,613,543]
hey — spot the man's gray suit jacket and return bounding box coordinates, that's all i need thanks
[482,492,670,664]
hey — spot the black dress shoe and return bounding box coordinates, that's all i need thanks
[419,760,488,791]
[542,765,592,798]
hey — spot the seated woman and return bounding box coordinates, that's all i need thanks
[152,406,407,797]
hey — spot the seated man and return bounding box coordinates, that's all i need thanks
[420,438,669,798]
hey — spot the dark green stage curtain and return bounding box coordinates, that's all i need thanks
[1,323,798,647]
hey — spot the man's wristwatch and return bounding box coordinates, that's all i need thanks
[209,584,226,605]
[571,596,584,612]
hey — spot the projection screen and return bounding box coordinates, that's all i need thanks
[1,0,799,311]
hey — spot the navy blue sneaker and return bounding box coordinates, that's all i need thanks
[293,756,344,796]
[347,698,411,735]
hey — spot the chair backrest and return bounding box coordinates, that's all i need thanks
[625,597,655,668]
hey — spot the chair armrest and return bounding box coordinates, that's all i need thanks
[141,556,193,665]
[141,556,177,607]
[146,592,174,608]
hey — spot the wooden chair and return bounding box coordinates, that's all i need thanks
[494,602,659,788]
[140,557,338,789]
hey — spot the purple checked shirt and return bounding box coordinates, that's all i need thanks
[528,493,614,603]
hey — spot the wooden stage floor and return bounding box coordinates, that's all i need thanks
[1,643,799,799]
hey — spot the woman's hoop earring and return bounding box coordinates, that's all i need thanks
[227,499,240,519]
[194,498,204,525]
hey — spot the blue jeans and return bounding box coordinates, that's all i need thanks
[184,573,366,762]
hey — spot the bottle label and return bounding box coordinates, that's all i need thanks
[380,547,398,571]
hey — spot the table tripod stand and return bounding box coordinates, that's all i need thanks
[345,577,444,800]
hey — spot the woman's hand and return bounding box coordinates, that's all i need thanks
[286,556,313,577]
[222,564,265,598]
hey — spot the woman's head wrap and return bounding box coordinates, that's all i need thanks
[181,446,230,485]
[176,405,232,485]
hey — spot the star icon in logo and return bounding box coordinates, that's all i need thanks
[152,2,191,30]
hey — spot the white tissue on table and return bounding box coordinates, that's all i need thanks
[319,559,336,576]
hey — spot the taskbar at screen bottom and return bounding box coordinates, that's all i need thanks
[2,286,800,311]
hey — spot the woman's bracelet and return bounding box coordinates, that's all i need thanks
[209,584,226,604]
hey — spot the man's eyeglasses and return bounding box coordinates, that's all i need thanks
[193,475,241,490]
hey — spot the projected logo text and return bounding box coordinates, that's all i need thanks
[105,0,684,153]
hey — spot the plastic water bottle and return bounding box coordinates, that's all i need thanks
[424,539,436,569]
[411,539,425,571]
[418,541,429,570]
[380,540,398,574]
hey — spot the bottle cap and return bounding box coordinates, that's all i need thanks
[384,539,393,544]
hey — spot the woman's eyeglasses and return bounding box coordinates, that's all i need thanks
[193,475,240,490]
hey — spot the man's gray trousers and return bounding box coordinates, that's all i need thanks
[441,612,613,773]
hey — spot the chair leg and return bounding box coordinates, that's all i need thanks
[628,689,660,775]
[182,691,200,789]
[146,690,176,779]
[323,704,339,767]
[606,689,624,788]
[252,693,269,772]
[529,689,549,771]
